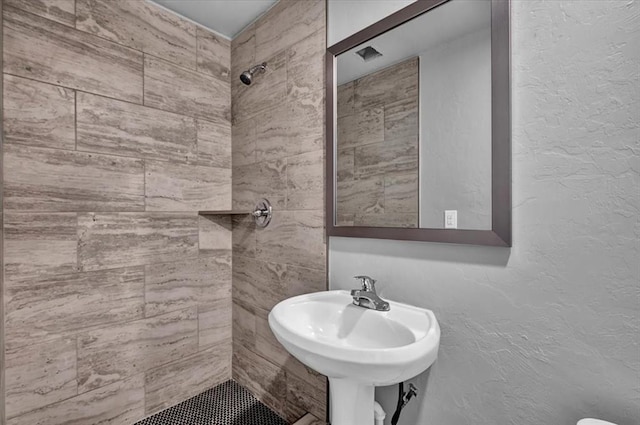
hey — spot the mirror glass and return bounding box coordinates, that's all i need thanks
[334,0,492,230]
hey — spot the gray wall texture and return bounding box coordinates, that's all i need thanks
[330,1,639,424]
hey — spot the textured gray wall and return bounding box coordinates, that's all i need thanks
[329,1,639,424]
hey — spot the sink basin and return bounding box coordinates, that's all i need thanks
[269,290,440,425]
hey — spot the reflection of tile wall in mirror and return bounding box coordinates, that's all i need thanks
[336,57,419,228]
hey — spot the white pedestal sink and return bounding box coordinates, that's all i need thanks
[268,290,440,425]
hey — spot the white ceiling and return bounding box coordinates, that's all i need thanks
[337,0,491,84]
[149,0,278,39]
[328,0,416,46]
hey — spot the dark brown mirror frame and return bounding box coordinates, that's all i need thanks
[326,0,511,247]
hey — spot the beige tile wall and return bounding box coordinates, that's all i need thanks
[1,1,232,423]
[336,57,420,228]
[230,0,327,422]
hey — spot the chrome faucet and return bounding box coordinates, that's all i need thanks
[350,276,390,311]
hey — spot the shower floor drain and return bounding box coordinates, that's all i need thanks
[135,380,288,425]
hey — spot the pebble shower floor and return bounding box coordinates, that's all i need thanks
[135,380,288,425]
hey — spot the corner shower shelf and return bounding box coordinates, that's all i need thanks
[198,199,273,228]
[198,210,250,215]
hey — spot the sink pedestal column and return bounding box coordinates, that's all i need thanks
[329,378,374,425]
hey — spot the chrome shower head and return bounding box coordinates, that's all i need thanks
[240,62,267,85]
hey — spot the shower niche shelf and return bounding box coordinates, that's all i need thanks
[198,210,250,215]
[198,199,273,228]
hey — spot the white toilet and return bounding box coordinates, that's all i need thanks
[578,419,618,425]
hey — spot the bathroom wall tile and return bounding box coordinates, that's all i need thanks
[336,57,419,228]
[336,82,354,118]
[6,375,145,425]
[230,24,256,121]
[5,267,144,350]
[354,213,417,228]
[384,172,419,213]
[198,298,232,349]
[231,215,256,257]
[384,97,419,144]
[76,91,197,162]
[232,118,256,167]
[255,89,324,162]
[196,118,232,168]
[255,312,288,366]
[232,256,285,315]
[283,263,327,298]
[144,344,231,415]
[336,114,354,149]
[354,138,419,177]
[287,149,325,210]
[144,55,230,122]
[145,161,231,211]
[76,0,197,70]
[3,213,77,283]
[5,337,77,419]
[232,160,287,210]
[198,215,232,256]
[252,101,288,160]
[77,212,199,271]
[284,356,326,395]
[3,74,75,150]
[233,345,286,413]
[197,27,231,81]
[255,210,325,271]
[292,414,325,425]
[231,0,327,418]
[232,301,256,351]
[287,29,325,99]
[336,147,354,182]
[337,176,384,214]
[233,50,286,123]
[3,6,143,103]
[335,213,355,227]
[285,364,327,421]
[231,23,256,73]
[4,144,144,211]
[336,107,384,150]
[354,57,418,110]
[286,89,325,155]
[3,0,235,420]
[145,256,231,318]
[4,0,75,27]
[77,307,198,393]
[255,0,324,62]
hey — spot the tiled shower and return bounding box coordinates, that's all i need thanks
[0,0,326,424]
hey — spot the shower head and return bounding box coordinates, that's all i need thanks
[240,62,267,85]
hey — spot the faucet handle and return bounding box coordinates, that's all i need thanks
[354,275,377,292]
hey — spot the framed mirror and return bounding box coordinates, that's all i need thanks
[326,0,511,246]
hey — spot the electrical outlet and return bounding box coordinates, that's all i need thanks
[444,210,457,229]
